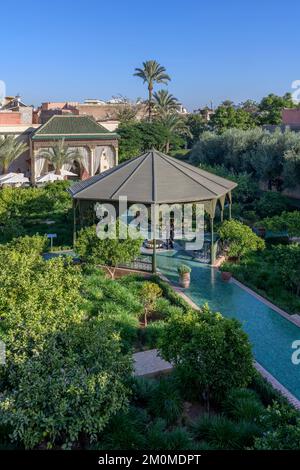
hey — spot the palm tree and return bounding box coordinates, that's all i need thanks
[39,139,81,175]
[134,60,171,122]
[158,113,192,154]
[153,90,180,117]
[0,136,28,174]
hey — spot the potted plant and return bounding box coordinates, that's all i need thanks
[220,262,232,281]
[177,264,191,288]
[221,270,232,281]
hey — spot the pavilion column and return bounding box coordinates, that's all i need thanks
[219,195,226,223]
[208,199,217,266]
[89,145,95,176]
[210,216,216,265]
[114,146,119,166]
[73,199,77,246]
[151,204,157,273]
[228,191,232,220]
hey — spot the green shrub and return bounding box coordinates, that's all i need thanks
[148,377,183,425]
[255,192,291,218]
[255,210,300,237]
[191,414,260,449]
[0,318,132,449]
[219,219,265,260]
[253,402,300,450]
[5,234,48,255]
[224,388,264,422]
[95,406,149,450]
[159,308,254,406]
[145,419,195,450]
[250,372,285,406]
[75,222,143,278]
[131,377,158,407]
[143,320,166,348]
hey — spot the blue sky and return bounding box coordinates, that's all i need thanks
[1,0,300,110]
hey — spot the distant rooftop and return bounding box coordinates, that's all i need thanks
[32,115,119,140]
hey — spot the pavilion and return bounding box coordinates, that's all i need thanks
[69,149,237,270]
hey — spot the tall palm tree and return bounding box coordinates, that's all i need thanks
[0,136,28,174]
[153,90,180,117]
[158,113,192,154]
[134,60,171,122]
[39,139,81,175]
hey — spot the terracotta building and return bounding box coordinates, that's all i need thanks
[282,108,300,131]
[34,99,147,127]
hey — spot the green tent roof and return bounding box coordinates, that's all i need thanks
[69,149,237,204]
[32,115,118,140]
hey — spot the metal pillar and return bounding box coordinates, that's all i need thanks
[210,216,215,265]
[152,204,157,273]
[73,200,77,247]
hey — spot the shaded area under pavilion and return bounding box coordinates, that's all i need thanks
[69,149,237,270]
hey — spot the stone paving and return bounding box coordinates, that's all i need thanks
[133,349,172,377]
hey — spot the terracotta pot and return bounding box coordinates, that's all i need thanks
[221,271,232,281]
[179,272,190,288]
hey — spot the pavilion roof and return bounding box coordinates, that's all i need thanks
[31,115,118,141]
[69,149,237,204]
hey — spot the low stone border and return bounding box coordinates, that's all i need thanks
[230,277,300,328]
[254,361,300,410]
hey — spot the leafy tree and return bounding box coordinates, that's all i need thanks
[185,114,206,147]
[219,220,265,260]
[39,139,81,175]
[258,93,294,125]
[75,222,143,279]
[268,245,300,296]
[134,60,171,121]
[118,121,170,161]
[0,317,132,449]
[0,135,28,174]
[255,211,300,237]
[255,191,290,218]
[190,127,300,189]
[210,105,256,133]
[140,281,162,326]
[117,123,143,160]
[159,307,254,409]
[0,250,83,360]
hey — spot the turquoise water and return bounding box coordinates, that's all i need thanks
[157,250,300,400]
